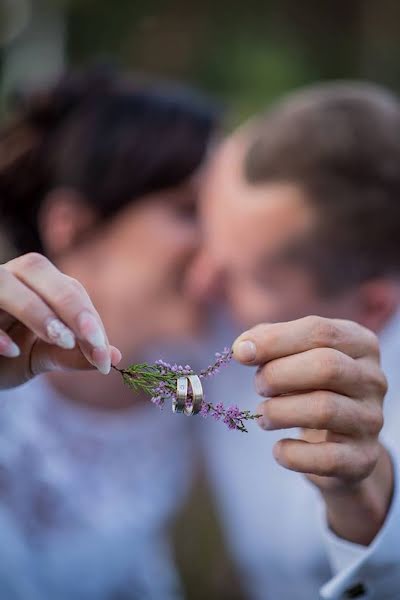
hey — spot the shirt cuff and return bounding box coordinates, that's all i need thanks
[319,440,400,599]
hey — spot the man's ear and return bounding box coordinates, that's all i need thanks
[357,278,400,333]
[38,188,96,258]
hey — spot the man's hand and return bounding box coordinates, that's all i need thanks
[232,316,393,545]
[0,253,121,389]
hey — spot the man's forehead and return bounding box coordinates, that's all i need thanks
[208,144,313,228]
[202,135,315,263]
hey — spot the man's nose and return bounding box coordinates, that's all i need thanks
[184,251,225,303]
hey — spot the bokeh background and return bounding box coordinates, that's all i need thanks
[2,0,400,123]
[1,2,399,598]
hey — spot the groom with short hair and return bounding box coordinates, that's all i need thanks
[189,82,400,599]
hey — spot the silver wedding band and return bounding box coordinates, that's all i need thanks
[173,376,188,413]
[174,375,203,416]
[184,375,203,415]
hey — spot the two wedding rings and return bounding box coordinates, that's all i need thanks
[173,375,204,415]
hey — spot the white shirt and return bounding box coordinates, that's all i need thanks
[0,376,192,600]
[200,312,400,600]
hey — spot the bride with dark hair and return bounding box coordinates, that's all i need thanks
[0,68,219,599]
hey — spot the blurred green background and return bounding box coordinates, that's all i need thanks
[1,0,400,123]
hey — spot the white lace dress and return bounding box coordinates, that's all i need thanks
[0,376,192,600]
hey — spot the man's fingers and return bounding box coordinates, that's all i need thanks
[273,438,379,480]
[255,349,387,399]
[232,316,380,365]
[257,391,384,436]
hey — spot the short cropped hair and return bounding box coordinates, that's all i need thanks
[245,82,400,294]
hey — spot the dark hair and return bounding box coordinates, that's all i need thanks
[245,82,400,294]
[0,68,219,254]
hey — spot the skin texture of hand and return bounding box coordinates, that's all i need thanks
[232,316,393,545]
[0,253,121,389]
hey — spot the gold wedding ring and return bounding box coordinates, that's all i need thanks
[174,375,204,416]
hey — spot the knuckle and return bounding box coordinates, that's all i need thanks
[65,276,85,295]
[323,446,342,476]
[314,391,338,429]
[19,297,40,321]
[318,349,344,383]
[361,364,387,398]
[357,445,380,479]
[308,316,340,348]
[53,286,80,308]
[364,408,384,436]
[366,329,380,357]
[17,252,49,271]
[375,372,388,397]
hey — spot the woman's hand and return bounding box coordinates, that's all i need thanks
[0,253,121,389]
[232,316,393,545]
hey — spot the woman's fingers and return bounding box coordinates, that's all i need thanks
[0,265,76,349]
[110,346,122,365]
[4,254,116,374]
[257,391,383,436]
[0,329,21,358]
[76,338,112,376]
[232,316,380,365]
[30,342,122,377]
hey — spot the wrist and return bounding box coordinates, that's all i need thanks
[321,444,394,545]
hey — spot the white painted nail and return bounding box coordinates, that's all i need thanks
[0,339,21,358]
[92,346,111,375]
[46,319,76,349]
[78,312,106,348]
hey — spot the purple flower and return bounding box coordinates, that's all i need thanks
[200,347,233,379]
[150,395,163,408]
[118,347,260,432]
[199,402,211,418]
[155,359,193,377]
[223,405,243,429]
[212,402,225,421]
[150,380,176,409]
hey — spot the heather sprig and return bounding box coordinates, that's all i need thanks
[198,400,260,433]
[114,348,261,433]
[200,347,233,378]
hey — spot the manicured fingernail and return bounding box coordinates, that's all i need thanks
[233,340,256,362]
[92,346,111,375]
[46,318,76,350]
[111,347,122,366]
[78,312,106,348]
[0,338,21,358]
